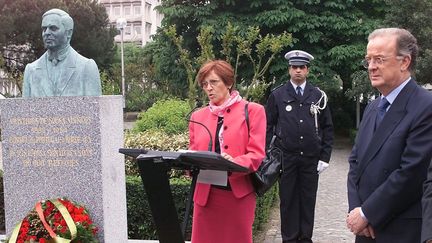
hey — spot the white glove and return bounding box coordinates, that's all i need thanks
[317,160,329,174]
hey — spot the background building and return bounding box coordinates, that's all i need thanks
[99,0,163,46]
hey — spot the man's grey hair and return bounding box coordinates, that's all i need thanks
[368,27,418,71]
[42,8,74,31]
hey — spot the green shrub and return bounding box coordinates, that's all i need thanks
[124,130,189,175]
[132,98,191,135]
[349,129,358,145]
[332,109,354,134]
[126,88,170,112]
[253,184,278,232]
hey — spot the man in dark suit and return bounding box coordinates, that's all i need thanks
[266,50,333,243]
[423,163,432,243]
[347,28,432,243]
[23,8,101,97]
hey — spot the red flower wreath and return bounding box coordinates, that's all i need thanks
[7,198,98,243]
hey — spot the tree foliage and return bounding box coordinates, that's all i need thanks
[141,33,189,97]
[163,22,292,106]
[146,0,389,132]
[103,43,171,111]
[345,70,377,101]
[155,0,386,94]
[346,0,432,102]
[383,0,432,84]
[0,0,117,94]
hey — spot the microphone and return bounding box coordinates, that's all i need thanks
[185,98,203,119]
[186,101,213,152]
[195,98,203,109]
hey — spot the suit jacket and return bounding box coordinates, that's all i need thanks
[347,79,432,241]
[422,161,432,243]
[23,47,102,97]
[189,100,266,206]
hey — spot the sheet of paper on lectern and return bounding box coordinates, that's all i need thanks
[197,170,228,186]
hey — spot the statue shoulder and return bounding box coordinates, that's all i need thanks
[25,52,47,71]
[69,47,86,60]
[69,48,98,68]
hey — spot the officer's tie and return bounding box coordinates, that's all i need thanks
[375,97,390,130]
[296,86,302,96]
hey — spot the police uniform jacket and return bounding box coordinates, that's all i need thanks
[266,82,333,162]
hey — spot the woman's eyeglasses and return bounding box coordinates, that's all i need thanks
[200,79,221,88]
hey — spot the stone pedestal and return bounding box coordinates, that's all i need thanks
[0,95,127,242]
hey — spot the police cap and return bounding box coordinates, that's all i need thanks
[284,50,314,66]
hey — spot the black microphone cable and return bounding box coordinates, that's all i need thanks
[186,100,213,152]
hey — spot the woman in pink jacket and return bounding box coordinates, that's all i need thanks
[189,60,267,243]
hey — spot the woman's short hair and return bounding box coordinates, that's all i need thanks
[196,60,235,89]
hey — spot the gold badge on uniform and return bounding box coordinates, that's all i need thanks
[285,105,292,112]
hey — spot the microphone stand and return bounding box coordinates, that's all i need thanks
[182,103,213,237]
[182,167,199,237]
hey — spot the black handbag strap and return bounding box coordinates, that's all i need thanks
[244,102,283,173]
[245,102,250,136]
[245,102,276,148]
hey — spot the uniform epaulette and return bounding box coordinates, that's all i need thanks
[271,83,284,92]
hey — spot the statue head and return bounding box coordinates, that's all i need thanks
[41,9,74,51]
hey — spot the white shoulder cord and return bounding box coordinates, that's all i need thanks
[310,87,328,136]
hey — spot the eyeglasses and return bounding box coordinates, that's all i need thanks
[361,55,403,69]
[200,79,221,88]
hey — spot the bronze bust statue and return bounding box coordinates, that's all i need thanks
[23,8,102,97]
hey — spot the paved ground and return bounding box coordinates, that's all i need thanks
[260,137,355,243]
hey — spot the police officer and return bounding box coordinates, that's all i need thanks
[266,50,334,243]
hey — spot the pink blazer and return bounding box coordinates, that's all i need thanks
[189,100,266,206]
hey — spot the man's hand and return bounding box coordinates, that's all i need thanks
[358,225,375,239]
[367,225,375,239]
[317,160,329,174]
[346,207,368,234]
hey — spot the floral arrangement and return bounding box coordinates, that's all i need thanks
[7,198,98,243]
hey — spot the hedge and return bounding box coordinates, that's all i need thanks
[126,175,192,240]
